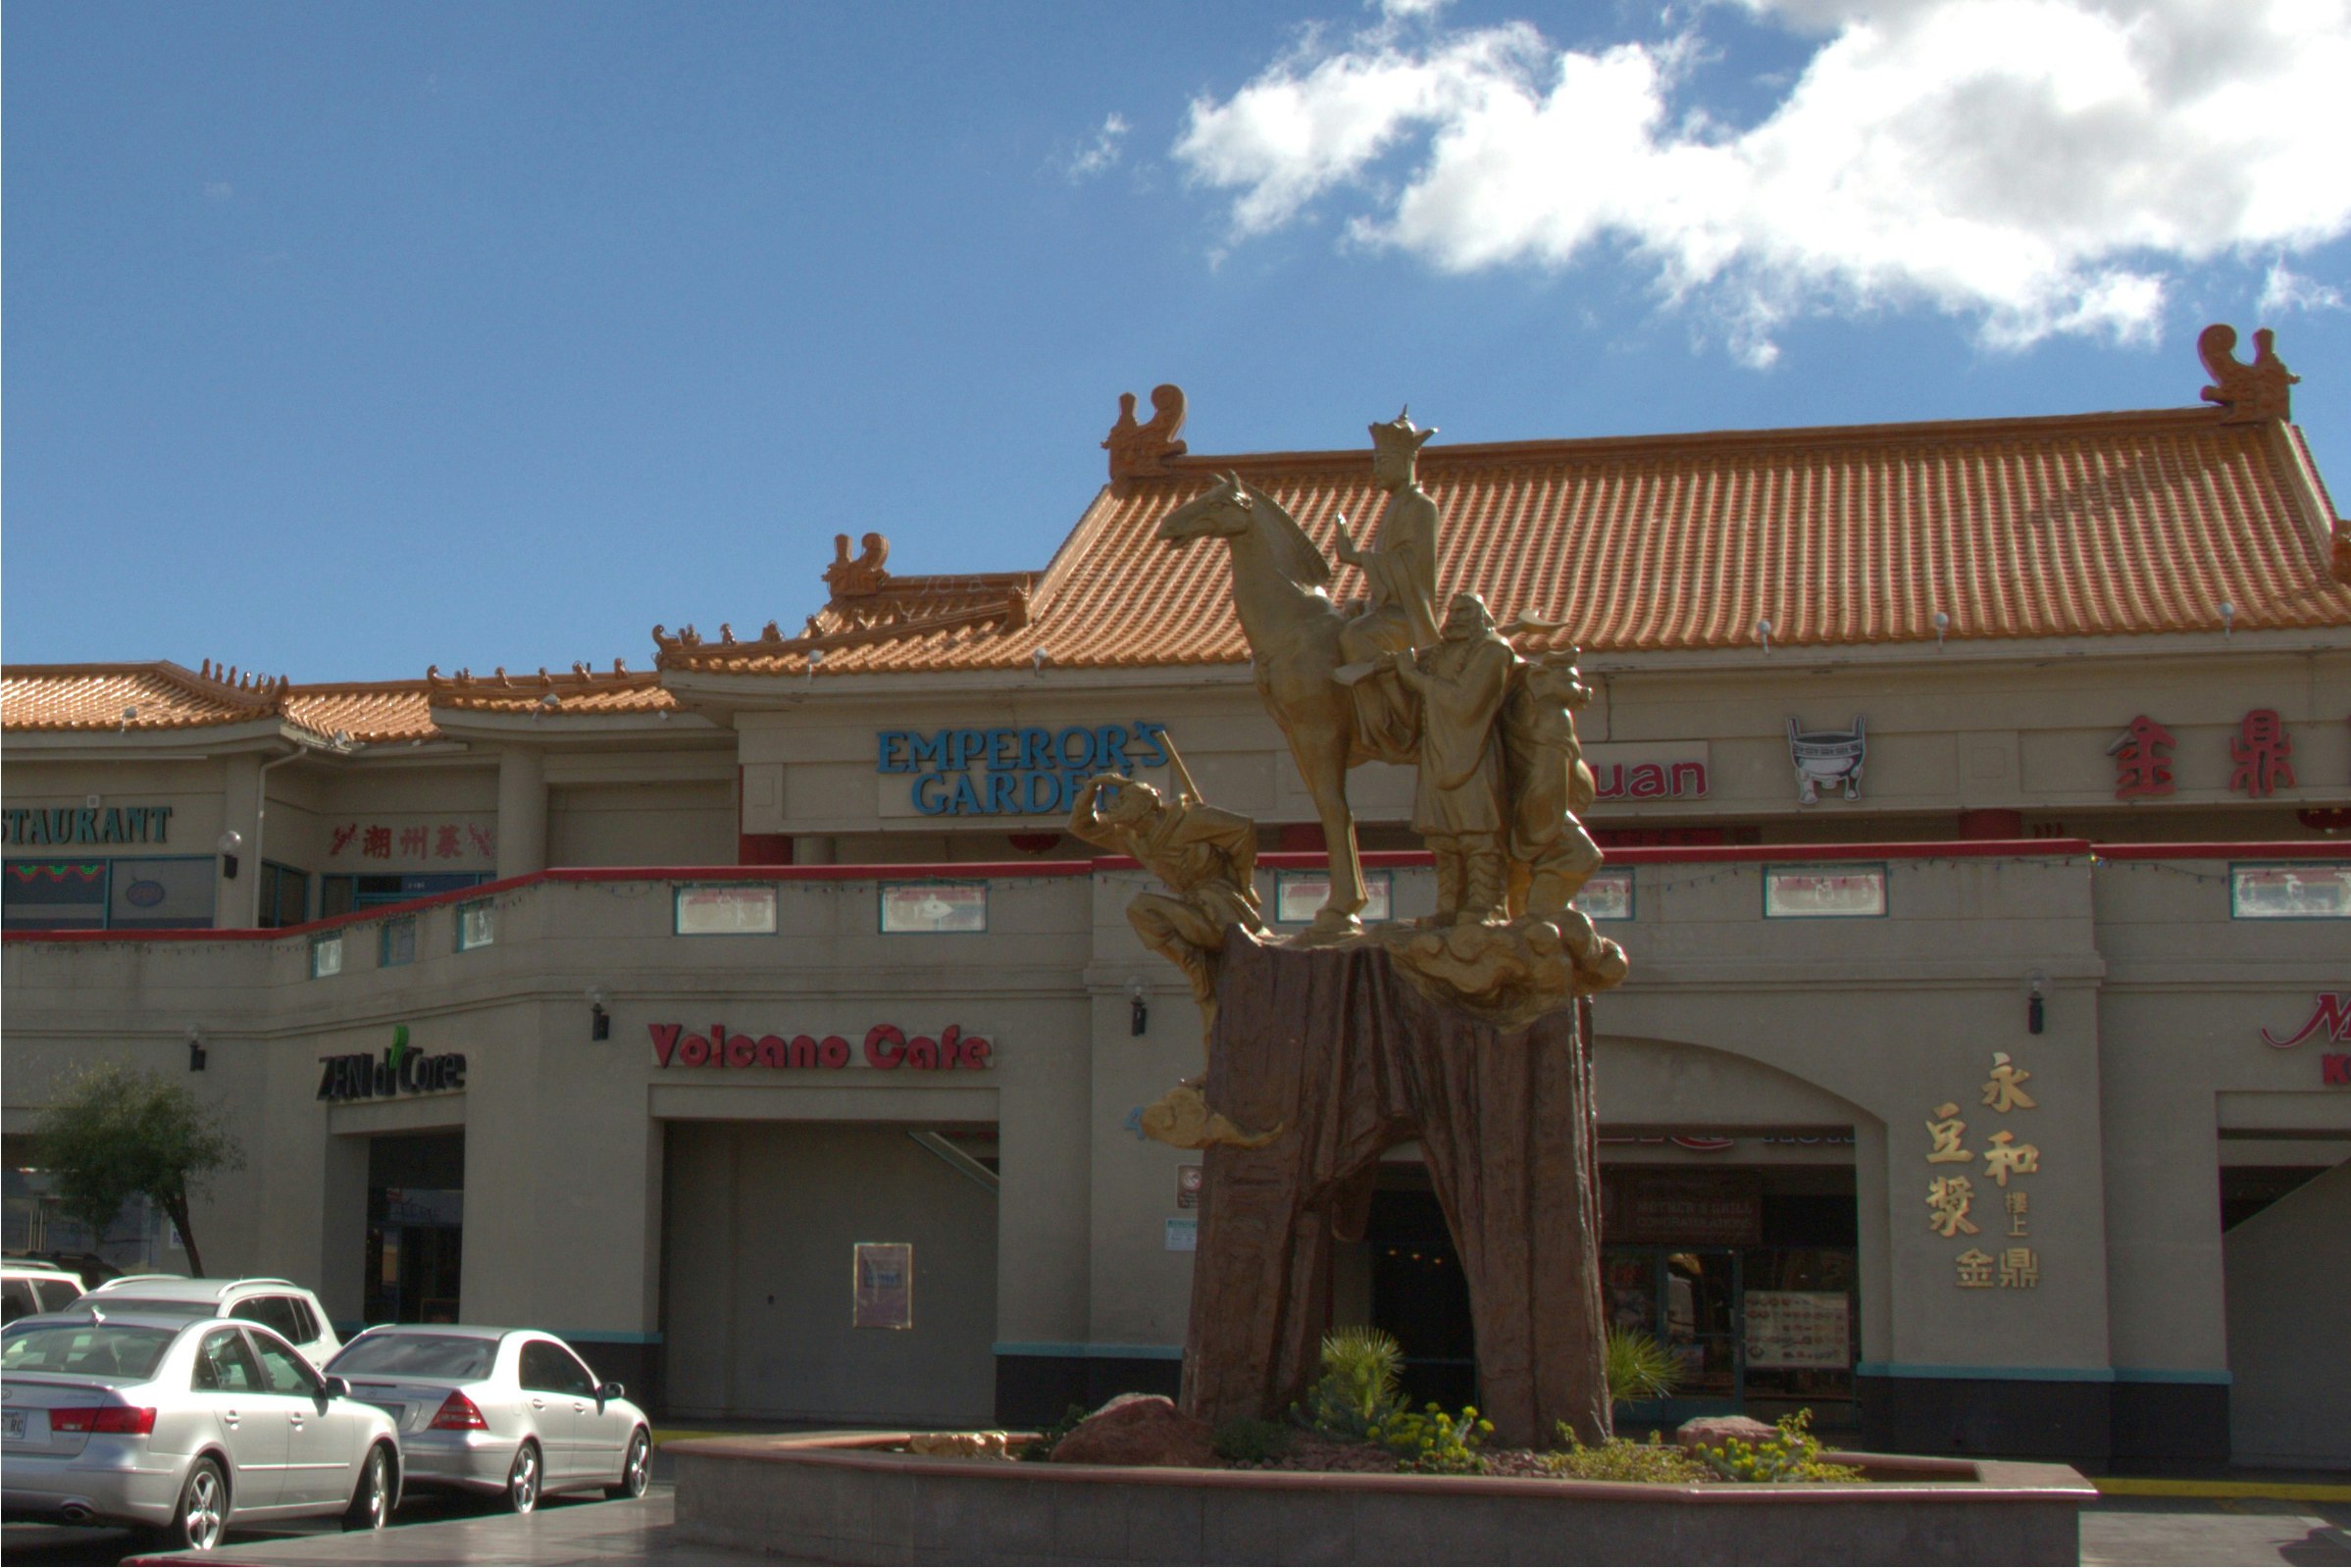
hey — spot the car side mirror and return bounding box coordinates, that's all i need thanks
[324,1376,351,1399]
[596,1381,625,1405]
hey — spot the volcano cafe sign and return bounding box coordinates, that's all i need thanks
[650,1021,993,1072]
[318,1026,467,1102]
[876,722,1173,816]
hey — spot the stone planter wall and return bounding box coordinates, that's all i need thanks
[667,1434,2093,1566]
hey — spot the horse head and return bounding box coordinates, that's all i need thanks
[1155,472,1253,547]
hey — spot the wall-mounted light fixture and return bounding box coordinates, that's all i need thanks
[185,1027,207,1073]
[217,829,244,881]
[1932,611,1950,651]
[1034,645,1051,676]
[2026,971,2049,1036]
[2218,600,2234,640]
[1756,618,1773,655]
[587,987,611,1041]
[1129,978,1149,1037]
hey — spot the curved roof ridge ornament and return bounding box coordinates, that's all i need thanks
[1104,383,1189,485]
[2199,323,2298,424]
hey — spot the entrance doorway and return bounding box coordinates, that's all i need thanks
[364,1132,464,1325]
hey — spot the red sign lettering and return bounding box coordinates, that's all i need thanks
[2323,1054,2350,1087]
[2262,993,2351,1049]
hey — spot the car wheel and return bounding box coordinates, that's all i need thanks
[504,1440,541,1513]
[162,1456,230,1551]
[342,1442,393,1531]
[606,1427,651,1498]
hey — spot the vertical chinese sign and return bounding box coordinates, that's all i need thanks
[1926,1050,2042,1291]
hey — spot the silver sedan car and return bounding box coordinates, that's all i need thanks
[2,1310,400,1550]
[324,1326,650,1512]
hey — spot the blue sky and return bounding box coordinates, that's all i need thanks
[7,0,2347,681]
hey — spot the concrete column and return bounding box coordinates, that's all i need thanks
[218,753,261,928]
[496,746,547,880]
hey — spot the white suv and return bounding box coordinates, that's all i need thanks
[0,1260,86,1325]
[77,1276,342,1369]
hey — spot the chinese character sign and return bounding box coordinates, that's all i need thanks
[323,816,497,872]
[2108,716,2176,800]
[2228,710,2295,798]
[1928,1051,2043,1290]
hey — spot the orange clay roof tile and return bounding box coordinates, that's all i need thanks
[664,406,2350,678]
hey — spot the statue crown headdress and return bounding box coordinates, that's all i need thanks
[1369,405,1436,453]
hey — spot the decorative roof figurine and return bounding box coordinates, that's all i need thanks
[1102,383,1189,484]
[2199,323,2298,423]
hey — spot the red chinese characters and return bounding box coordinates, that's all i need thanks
[2228,709,2295,797]
[2108,715,2176,800]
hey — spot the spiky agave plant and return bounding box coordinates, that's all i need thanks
[1294,1326,1405,1442]
[1604,1328,1682,1404]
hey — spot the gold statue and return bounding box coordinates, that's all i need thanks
[1500,647,1604,918]
[1386,591,1516,927]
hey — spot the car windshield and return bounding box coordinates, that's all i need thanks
[77,1297,211,1318]
[328,1334,496,1379]
[2,1322,178,1379]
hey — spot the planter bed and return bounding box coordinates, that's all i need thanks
[668,1431,2092,1566]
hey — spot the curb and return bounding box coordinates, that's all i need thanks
[2092,1478,2351,1504]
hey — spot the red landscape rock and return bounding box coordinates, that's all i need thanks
[1675,1415,1778,1454]
[1049,1394,1218,1468]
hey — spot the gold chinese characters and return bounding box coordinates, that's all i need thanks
[1926,1051,2042,1290]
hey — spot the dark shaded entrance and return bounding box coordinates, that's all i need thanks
[364,1132,464,1325]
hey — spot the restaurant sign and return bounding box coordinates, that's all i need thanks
[4,805,175,846]
[649,1021,993,1071]
[2259,993,2351,1087]
[876,722,1172,816]
[318,1028,467,1103]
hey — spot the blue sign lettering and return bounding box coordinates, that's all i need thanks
[879,724,1172,816]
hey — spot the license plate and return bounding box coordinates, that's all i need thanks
[1,1410,25,1441]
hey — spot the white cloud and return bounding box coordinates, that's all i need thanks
[1174,0,2351,356]
[2258,260,2346,315]
[1068,113,1133,182]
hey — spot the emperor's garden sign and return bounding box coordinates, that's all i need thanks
[878,723,1171,816]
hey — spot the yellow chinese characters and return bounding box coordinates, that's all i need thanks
[1926,1176,1980,1238]
[1925,1103,1973,1164]
[1982,1129,2039,1188]
[1955,1248,1996,1288]
[1981,1051,2036,1113]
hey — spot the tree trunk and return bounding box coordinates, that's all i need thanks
[159,1187,205,1277]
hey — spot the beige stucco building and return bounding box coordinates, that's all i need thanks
[6,346,2348,1468]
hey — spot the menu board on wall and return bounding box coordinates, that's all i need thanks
[1744,1290,1851,1368]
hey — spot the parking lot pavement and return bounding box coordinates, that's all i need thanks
[9,1487,790,1568]
[2081,1496,2351,1567]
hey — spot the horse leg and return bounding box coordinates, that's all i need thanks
[1290,727,1365,935]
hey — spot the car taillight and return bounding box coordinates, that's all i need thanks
[47,1406,158,1436]
[429,1391,487,1430]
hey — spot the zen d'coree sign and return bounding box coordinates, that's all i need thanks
[650,1022,993,1072]
[318,1029,467,1102]
[877,722,1172,816]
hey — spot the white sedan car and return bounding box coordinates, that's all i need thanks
[324,1326,650,1512]
[2,1310,400,1550]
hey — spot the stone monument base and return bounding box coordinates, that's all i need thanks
[1179,932,1609,1450]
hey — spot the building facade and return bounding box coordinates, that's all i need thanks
[5,348,2348,1467]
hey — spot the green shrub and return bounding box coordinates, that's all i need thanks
[1018,1403,1091,1462]
[1693,1410,1865,1484]
[1369,1402,1494,1474]
[1291,1326,1406,1442]
[1211,1417,1293,1463]
[1604,1329,1681,1404]
[1544,1427,1711,1484]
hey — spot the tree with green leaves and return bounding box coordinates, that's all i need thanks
[32,1063,243,1277]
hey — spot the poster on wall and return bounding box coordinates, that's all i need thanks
[851,1242,913,1330]
[1743,1290,1851,1368]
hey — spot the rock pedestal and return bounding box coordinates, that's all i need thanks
[1178,932,1610,1450]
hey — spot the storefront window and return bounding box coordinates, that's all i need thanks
[1275,871,1391,925]
[879,881,986,934]
[675,884,780,936]
[1763,864,1887,918]
[310,933,343,980]
[380,915,418,967]
[2230,863,2351,919]
[3,859,109,931]
[258,862,308,929]
[454,899,494,951]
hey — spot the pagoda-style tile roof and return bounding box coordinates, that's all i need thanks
[425,662,676,718]
[2,661,300,733]
[663,398,2350,680]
